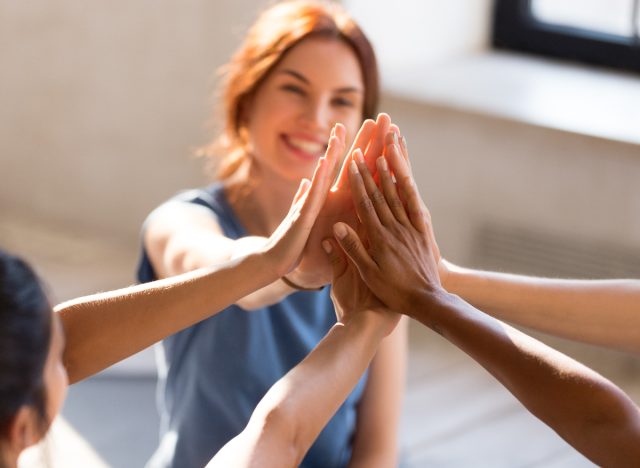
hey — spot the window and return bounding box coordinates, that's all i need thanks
[493,0,640,73]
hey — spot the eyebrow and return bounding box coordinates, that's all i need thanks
[279,69,363,94]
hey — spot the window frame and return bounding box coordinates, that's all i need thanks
[492,0,640,73]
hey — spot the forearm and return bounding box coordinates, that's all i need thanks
[349,318,407,468]
[210,311,389,468]
[412,291,640,465]
[160,235,300,310]
[445,261,640,353]
[57,252,275,383]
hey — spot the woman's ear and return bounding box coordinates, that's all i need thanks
[7,406,41,455]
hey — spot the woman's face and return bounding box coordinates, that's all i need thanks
[245,37,365,183]
[42,314,68,434]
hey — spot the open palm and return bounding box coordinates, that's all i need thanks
[288,114,392,288]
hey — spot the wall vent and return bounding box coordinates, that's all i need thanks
[470,223,640,279]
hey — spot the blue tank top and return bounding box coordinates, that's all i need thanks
[138,183,368,468]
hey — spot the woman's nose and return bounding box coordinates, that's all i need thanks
[301,98,332,132]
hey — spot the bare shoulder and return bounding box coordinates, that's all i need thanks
[144,200,224,243]
[144,200,232,277]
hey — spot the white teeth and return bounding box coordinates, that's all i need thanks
[287,137,324,155]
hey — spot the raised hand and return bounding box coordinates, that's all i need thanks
[262,124,344,278]
[331,139,444,318]
[286,114,392,288]
[383,129,448,287]
[322,236,400,336]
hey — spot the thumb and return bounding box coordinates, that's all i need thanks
[293,178,311,205]
[322,238,347,281]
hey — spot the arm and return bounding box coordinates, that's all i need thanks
[144,124,347,309]
[57,129,342,383]
[332,140,640,466]
[57,253,271,384]
[413,290,640,466]
[144,202,296,310]
[207,221,400,468]
[442,263,640,354]
[348,318,407,468]
[387,129,640,353]
[389,130,640,354]
[207,311,394,468]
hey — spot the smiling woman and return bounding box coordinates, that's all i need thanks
[137,1,405,468]
[243,38,364,180]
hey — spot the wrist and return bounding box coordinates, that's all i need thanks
[281,274,325,292]
[248,250,282,286]
[284,268,326,290]
[342,308,398,339]
[406,287,453,321]
[440,259,465,294]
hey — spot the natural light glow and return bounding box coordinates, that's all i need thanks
[532,0,636,37]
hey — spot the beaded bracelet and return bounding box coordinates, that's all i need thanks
[281,275,325,291]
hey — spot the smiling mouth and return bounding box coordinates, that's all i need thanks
[282,135,327,159]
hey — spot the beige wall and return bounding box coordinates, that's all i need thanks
[2,0,639,267]
[0,0,272,241]
[382,95,640,266]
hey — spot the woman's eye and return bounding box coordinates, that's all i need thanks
[332,97,355,108]
[281,84,305,95]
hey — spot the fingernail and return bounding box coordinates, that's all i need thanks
[377,156,388,171]
[321,240,333,254]
[354,149,365,165]
[349,160,358,174]
[333,222,348,239]
[402,136,408,149]
[393,132,399,145]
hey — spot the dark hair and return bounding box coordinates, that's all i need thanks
[203,0,379,179]
[0,249,51,439]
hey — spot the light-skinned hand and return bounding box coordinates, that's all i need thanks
[286,114,392,288]
[262,123,344,278]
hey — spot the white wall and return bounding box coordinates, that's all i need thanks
[344,0,492,79]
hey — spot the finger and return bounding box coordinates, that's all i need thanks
[326,123,345,182]
[334,119,376,189]
[400,135,411,167]
[376,155,411,226]
[353,149,396,227]
[271,160,326,246]
[347,154,383,234]
[292,178,310,205]
[362,113,391,174]
[386,142,427,233]
[327,123,346,183]
[322,238,348,281]
[384,127,412,169]
[298,127,345,220]
[384,128,396,149]
[332,222,378,279]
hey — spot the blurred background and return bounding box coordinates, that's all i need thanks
[2,0,639,466]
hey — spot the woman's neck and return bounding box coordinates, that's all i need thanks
[223,162,300,237]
